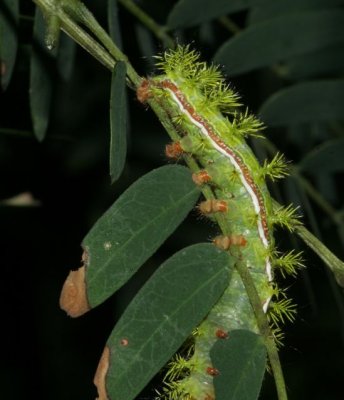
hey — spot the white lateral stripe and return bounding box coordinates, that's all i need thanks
[167,87,273,285]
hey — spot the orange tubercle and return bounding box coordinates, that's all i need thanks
[206,367,220,376]
[136,79,151,103]
[165,141,184,159]
[215,329,229,339]
[192,170,212,186]
[213,234,247,250]
[198,199,228,214]
[230,234,247,246]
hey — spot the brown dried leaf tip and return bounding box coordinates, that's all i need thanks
[59,265,90,317]
[94,346,110,400]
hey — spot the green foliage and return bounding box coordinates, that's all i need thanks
[259,80,344,126]
[105,244,234,400]
[167,0,258,29]
[210,330,267,400]
[248,0,344,24]
[83,165,200,307]
[56,33,76,81]
[110,60,127,183]
[3,1,344,400]
[0,0,19,90]
[108,0,122,46]
[30,8,54,141]
[214,10,344,76]
[299,138,344,174]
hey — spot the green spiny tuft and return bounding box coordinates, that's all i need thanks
[271,204,301,231]
[270,326,285,347]
[203,81,241,111]
[261,152,289,181]
[273,250,304,278]
[164,354,192,382]
[155,45,239,107]
[156,380,190,400]
[171,112,189,126]
[155,45,202,79]
[231,109,265,137]
[191,63,224,88]
[268,296,297,326]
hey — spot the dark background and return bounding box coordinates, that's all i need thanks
[1,1,344,399]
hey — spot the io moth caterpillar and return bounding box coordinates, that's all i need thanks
[137,46,302,400]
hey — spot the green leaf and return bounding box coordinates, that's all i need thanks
[83,165,201,307]
[110,61,127,183]
[30,8,55,141]
[249,0,344,24]
[211,330,267,400]
[57,33,76,81]
[299,138,344,173]
[259,80,344,126]
[104,243,234,400]
[0,0,19,90]
[167,0,259,29]
[108,0,123,47]
[214,10,344,76]
[283,44,344,81]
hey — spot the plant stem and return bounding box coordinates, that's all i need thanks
[235,261,288,400]
[33,0,115,70]
[118,0,175,49]
[32,0,142,87]
[295,224,344,287]
[63,0,141,86]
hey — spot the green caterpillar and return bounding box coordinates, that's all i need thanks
[137,46,303,400]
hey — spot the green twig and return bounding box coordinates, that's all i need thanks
[62,0,141,86]
[32,0,142,87]
[33,0,115,70]
[295,224,344,287]
[118,0,175,49]
[235,261,288,400]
